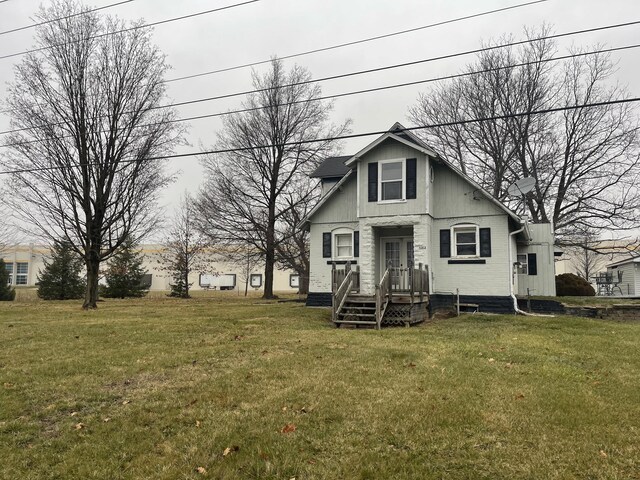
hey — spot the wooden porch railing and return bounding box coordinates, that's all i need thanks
[331,262,360,322]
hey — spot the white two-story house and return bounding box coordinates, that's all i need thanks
[303,123,556,326]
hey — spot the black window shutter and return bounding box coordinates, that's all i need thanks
[354,231,359,257]
[368,162,378,202]
[322,233,331,258]
[406,158,417,199]
[528,253,538,276]
[479,228,492,257]
[440,230,451,258]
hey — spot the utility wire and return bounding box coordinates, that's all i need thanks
[164,0,549,83]
[0,0,135,37]
[1,29,638,140]
[0,0,260,61]
[2,18,637,121]
[0,0,552,116]
[1,97,638,176]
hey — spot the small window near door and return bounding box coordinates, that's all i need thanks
[452,225,478,257]
[379,160,404,201]
[334,233,353,259]
[517,254,528,274]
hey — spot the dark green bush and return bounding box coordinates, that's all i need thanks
[102,237,149,299]
[555,273,596,296]
[0,259,16,301]
[37,240,85,300]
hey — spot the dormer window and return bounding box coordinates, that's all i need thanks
[379,159,405,201]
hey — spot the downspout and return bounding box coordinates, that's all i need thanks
[508,221,528,315]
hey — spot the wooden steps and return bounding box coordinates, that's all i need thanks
[335,297,377,328]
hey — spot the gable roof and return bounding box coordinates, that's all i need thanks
[303,122,527,231]
[344,122,437,166]
[303,169,355,226]
[310,155,351,178]
[607,256,640,268]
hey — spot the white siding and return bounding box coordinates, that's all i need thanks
[358,139,429,218]
[608,262,637,296]
[431,215,512,296]
[308,222,359,292]
[517,223,557,297]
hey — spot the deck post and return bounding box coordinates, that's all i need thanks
[331,262,337,322]
[375,285,381,330]
[409,267,414,304]
[354,265,360,292]
[418,262,424,303]
[387,260,393,304]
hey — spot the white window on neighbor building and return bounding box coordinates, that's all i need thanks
[379,159,405,201]
[290,274,300,288]
[250,273,262,288]
[15,262,28,285]
[517,254,528,275]
[452,225,478,257]
[5,262,13,285]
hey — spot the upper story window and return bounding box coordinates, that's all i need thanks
[452,225,478,257]
[379,160,405,201]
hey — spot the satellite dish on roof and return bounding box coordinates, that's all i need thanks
[507,177,536,197]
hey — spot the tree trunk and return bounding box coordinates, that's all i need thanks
[299,273,309,295]
[263,200,277,299]
[263,249,276,299]
[83,255,100,309]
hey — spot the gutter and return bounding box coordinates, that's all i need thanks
[508,220,529,316]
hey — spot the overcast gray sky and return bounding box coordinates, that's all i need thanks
[0,0,639,216]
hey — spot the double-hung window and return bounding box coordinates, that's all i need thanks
[334,233,353,259]
[517,254,528,274]
[452,225,478,257]
[379,160,404,201]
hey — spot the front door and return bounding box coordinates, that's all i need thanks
[381,237,414,290]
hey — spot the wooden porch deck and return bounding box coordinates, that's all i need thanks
[331,263,430,329]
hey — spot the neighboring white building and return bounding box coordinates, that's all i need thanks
[606,257,640,296]
[2,244,300,293]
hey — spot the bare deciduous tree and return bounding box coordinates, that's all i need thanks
[409,26,640,244]
[274,175,319,295]
[157,194,211,299]
[2,0,182,308]
[196,58,349,299]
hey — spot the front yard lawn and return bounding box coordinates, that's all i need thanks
[1,295,638,479]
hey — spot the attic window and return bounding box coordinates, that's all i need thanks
[379,159,404,201]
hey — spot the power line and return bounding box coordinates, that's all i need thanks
[164,0,549,84]
[1,28,638,141]
[1,97,638,176]
[0,0,135,37]
[0,0,553,117]
[3,17,637,122]
[0,0,260,61]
